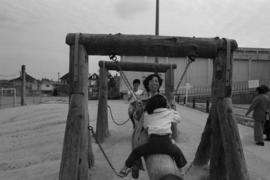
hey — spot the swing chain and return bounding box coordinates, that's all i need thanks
[88,125,122,177]
[109,54,138,101]
[107,105,130,126]
[174,56,195,95]
[109,54,118,62]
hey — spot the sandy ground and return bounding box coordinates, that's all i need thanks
[0,100,270,180]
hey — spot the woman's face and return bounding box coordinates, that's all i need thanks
[148,76,160,94]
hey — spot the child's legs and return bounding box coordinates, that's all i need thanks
[125,142,154,168]
[254,121,264,143]
[165,143,187,168]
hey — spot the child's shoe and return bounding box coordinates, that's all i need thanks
[118,166,131,178]
[131,166,139,179]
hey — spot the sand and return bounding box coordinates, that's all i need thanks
[0,100,269,180]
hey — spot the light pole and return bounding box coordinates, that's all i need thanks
[155,0,159,63]
[155,0,159,36]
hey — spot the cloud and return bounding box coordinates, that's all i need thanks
[114,0,152,19]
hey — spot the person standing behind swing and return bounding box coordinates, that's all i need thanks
[128,79,144,129]
[119,94,187,177]
[128,79,144,102]
[246,85,270,146]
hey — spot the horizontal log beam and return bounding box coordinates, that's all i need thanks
[66,33,238,58]
[99,61,177,72]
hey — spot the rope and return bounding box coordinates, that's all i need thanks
[88,125,122,177]
[107,105,130,126]
[109,55,138,101]
[174,56,195,95]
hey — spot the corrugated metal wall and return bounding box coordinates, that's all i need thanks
[120,47,270,94]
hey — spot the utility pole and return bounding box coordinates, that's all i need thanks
[21,65,25,106]
[155,0,159,64]
[155,0,159,36]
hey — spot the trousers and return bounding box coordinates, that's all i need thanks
[125,134,187,168]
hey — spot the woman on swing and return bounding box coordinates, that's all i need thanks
[119,73,187,178]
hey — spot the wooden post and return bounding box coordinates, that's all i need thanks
[210,39,249,180]
[96,61,109,143]
[21,65,25,106]
[165,68,177,140]
[13,88,16,107]
[0,88,2,109]
[206,99,210,113]
[192,98,196,109]
[193,113,212,166]
[210,102,226,179]
[59,33,93,180]
[88,113,95,168]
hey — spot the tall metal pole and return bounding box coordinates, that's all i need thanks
[155,0,159,64]
[155,0,159,36]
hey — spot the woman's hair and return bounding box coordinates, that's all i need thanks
[143,73,163,92]
[256,85,270,94]
[145,94,168,114]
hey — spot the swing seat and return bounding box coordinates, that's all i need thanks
[145,155,182,180]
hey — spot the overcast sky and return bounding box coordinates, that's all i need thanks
[0,0,270,80]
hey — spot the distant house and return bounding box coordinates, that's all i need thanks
[59,72,120,99]
[57,73,69,95]
[9,73,39,96]
[40,78,55,95]
[0,80,11,88]
[60,73,69,86]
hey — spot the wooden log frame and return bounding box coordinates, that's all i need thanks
[96,60,177,142]
[193,39,249,180]
[59,34,93,180]
[60,33,249,180]
[96,62,109,143]
[65,33,238,58]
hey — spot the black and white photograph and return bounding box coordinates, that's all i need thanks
[1,0,270,180]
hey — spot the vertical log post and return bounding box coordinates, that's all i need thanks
[193,113,212,166]
[210,39,249,180]
[192,98,196,109]
[96,61,109,143]
[206,99,210,113]
[59,33,93,180]
[0,88,2,109]
[88,112,95,168]
[13,88,16,107]
[165,67,177,140]
[21,65,25,106]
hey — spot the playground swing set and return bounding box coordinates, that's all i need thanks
[59,33,250,180]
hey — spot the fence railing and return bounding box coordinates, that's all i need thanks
[176,80,270,98]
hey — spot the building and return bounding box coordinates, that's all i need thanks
[9,73,39,96]
[120,47,270,97]
[40,78,55,95]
